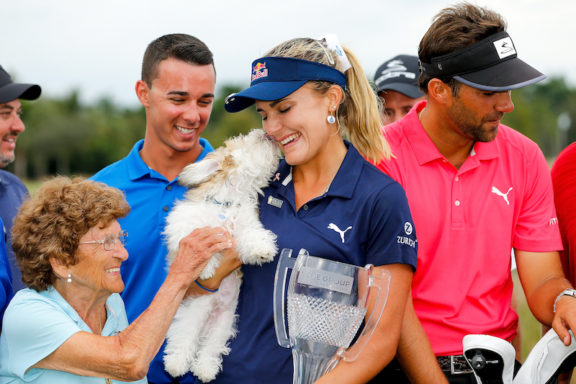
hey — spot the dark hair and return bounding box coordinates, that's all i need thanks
[418,2,506,93]
[141,33,214,87]
[12,177,130,291]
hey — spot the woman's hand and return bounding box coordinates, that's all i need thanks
[169,227,237,287]
[182,227,242,296]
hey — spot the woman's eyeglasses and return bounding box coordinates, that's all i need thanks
[80,231,128,251]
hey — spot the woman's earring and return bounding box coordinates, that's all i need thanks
[327,106,337,124]
[67,273,72,284]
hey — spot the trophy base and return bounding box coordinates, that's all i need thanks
[292,347,340,384]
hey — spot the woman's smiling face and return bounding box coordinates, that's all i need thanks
[256,83,336,166]
[72,220,129,296]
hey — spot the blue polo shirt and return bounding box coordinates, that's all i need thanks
[0,169,29,292]
[215,143,417,383]
[91,138,213,384]
[0,217,13,332]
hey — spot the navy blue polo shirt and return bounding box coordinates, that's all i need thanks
[0,169,29,292]
[91,138,213,384]
[216,143,417,383]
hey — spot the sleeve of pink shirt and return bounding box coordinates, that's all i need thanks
[510,140,562,252]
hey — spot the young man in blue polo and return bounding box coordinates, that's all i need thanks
[92,34,240,383]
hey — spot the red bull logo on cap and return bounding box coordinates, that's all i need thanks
[252,62,268,82]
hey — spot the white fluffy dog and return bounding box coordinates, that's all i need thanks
[163,129,280,382]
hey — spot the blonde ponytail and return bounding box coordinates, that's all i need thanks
[338,47,391,162]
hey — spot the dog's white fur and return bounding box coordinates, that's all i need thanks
[163,129,280,382]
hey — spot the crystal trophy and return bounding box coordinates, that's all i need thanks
[273,248,390,384]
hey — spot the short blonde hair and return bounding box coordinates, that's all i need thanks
[265,38,391,163]
[12,177,130,291]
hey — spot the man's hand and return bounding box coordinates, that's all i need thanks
[552,291,576,345]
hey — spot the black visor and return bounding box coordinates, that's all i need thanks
[420,31,545,91]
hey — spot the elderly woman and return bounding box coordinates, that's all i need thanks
[0,177,234,383]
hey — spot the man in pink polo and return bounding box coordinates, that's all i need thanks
[374,3,576,384]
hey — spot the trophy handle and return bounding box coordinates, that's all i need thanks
[339,266,391,363]
[273,248,297,348]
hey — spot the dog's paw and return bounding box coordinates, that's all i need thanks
[253,240,277,263]
[237,230,277,265]
[199,255,221,280]
[192,356,222,383]
[251,231,278,263]
[164,352,190,378]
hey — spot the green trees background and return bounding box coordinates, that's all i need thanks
[7,77,576,180]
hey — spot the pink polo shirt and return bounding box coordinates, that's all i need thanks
[377,101,562,356]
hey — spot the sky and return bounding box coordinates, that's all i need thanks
[1,0,574,107]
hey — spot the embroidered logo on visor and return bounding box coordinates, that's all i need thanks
[494,37,516,59]
[252,62,268,82]
[375,59,416,85]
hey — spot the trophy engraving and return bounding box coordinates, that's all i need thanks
[296,267,354,295]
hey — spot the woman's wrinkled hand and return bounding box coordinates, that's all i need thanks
[169,226,237,285]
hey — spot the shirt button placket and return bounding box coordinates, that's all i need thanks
[451,173,465,227]
[162,182,176,216]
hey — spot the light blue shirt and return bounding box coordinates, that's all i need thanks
[0,287,147,384]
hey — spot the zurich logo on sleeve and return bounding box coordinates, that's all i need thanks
[397,221,416,248]
[404,222,413,235]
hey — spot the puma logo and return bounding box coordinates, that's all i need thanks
[327,223,352,243]
[491,186,513,205]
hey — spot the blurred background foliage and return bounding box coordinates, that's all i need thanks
[7,76,576,180]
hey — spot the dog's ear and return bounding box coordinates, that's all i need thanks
[178,158,222,187]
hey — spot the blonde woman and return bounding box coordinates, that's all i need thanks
[206,36,418,384]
